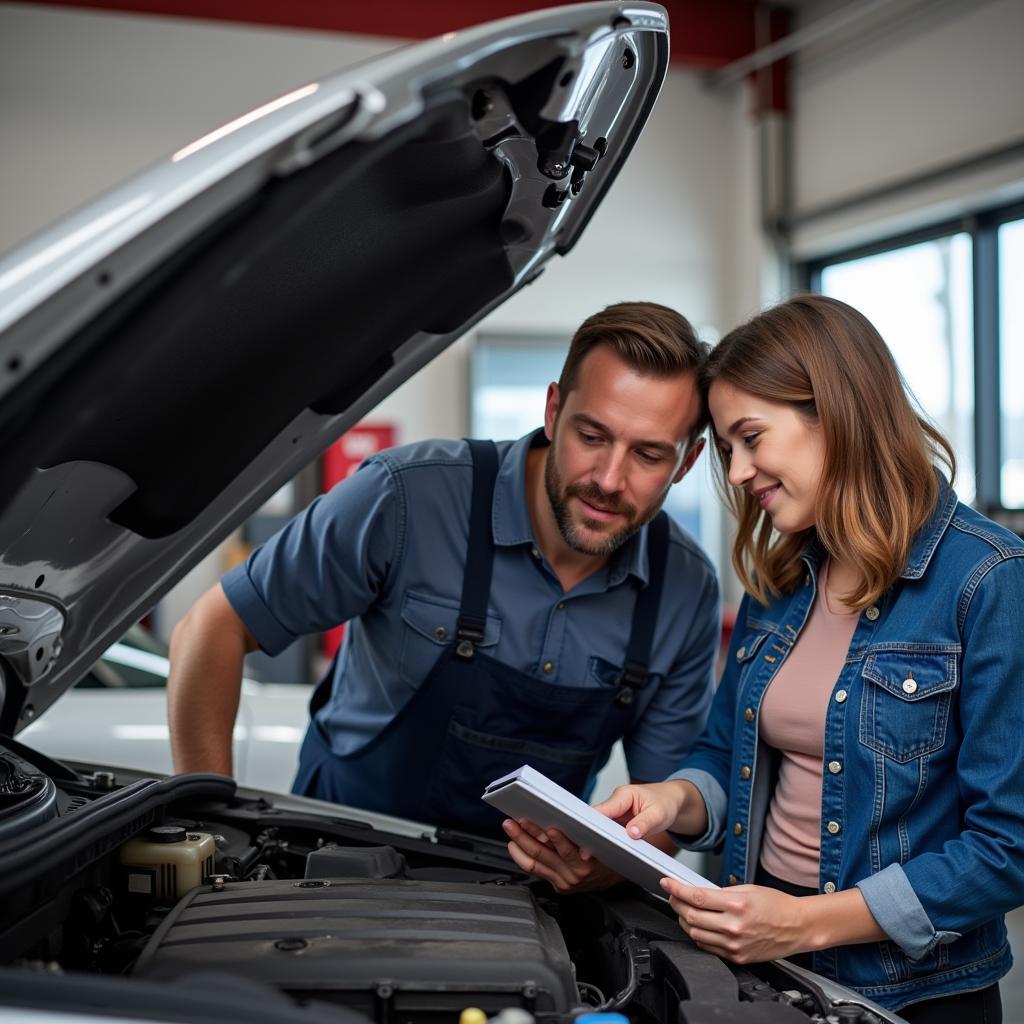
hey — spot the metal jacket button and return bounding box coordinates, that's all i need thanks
[824,882,837,894]
[835,689,848,703]
[827,821,841,835]
[543,661,554,673]
[744,707,755,721]
[728,874,738,885]
[733,822,743,836]
[434,626,448,641]
[865,606,880,621]
[740,765,751,780]
[828,761,842,774]
[902,678,918,694]
[736,646,747,660]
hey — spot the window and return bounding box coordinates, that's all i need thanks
[1000,218,1024,507]
[806,202,1024,518]
[818,234,974,502]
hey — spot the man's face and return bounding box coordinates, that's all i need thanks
[543,344,704,557]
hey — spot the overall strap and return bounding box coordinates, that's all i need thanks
[616,511,671,705]
[455,439,500,659]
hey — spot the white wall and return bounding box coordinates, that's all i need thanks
[790,0,1024,256]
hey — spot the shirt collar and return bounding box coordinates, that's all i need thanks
[492,428,651,587]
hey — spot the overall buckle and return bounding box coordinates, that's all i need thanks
[615,661,647,706]
[455,620,485,660]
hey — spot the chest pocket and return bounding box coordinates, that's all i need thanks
[733,632,770,688]
[399,591,501,686]
[860,649,958,762]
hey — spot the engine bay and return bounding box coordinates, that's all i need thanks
[0,744,891,1024]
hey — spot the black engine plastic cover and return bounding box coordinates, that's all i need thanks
[132,877,577,1016]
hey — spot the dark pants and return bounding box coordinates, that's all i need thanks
[754,864,1002,1023]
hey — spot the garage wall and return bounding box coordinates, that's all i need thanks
[789,0,1024,256]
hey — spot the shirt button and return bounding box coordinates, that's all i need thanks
[728,874,738,885]
[823,882,837,894]
[804,574,811,587]
[902,678,918,694]
[434,626,448,641]
[740,765,751,780]
[827,821,841,835]
[736,646,747,660]
[543,662,554,673]
[531,547,540,559]
[557,602,565,610]
[733,822,743,836]
[835,689,848,704]
[744,707,755,722]
[865,605,880,621]
[828,760,842,774]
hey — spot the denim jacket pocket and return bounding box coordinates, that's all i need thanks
[860,648,958,763]
[734,631,770,667]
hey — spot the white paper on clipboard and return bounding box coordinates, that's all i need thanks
[482,764,718,896]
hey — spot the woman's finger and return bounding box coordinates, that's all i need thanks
[592,787,638,822]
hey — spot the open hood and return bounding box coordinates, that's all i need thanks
[0,2,669,734]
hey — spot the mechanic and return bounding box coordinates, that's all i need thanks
[168,302,720,873]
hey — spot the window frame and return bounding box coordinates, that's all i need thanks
[799,198,1024,529]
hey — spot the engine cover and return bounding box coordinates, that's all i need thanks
[132,877,577,1018]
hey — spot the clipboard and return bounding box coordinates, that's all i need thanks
[482,765,717,895]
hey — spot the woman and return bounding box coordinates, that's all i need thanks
[507,295,1024,1021]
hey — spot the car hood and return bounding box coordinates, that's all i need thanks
[0,2,668,734]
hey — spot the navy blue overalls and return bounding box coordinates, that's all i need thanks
[293,439,670,836]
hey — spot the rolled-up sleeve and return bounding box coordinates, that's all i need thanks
[221,457,400,656]
[857,864,960,961]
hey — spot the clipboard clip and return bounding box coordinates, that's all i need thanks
[615,661,647,705]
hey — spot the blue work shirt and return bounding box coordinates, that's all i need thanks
[223,430,719,785]
[671,479,1024,1012]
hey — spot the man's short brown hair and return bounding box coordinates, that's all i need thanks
[558,301,709,446]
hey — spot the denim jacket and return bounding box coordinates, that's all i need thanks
[671,482,1024,1011]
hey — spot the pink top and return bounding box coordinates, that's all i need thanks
[758,562,859,888]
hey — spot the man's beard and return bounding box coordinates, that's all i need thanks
[544,448,669,557]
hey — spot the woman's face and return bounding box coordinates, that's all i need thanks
[708,380,826,534]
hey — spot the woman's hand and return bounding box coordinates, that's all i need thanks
[661,879,812,963]
[503,817,623,892]
[593,779,706,839]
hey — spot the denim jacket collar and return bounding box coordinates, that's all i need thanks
[799,474,958,582]
[900,475,958,580]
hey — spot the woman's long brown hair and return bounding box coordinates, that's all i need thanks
[703,295,956,609]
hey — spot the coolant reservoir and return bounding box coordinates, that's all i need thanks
[119,825,215,900]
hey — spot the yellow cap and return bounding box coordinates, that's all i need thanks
[460,1009,488,1024]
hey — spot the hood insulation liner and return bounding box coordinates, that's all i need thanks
[1,95,512,539]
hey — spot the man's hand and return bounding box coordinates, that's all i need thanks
[503,817,624,892]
